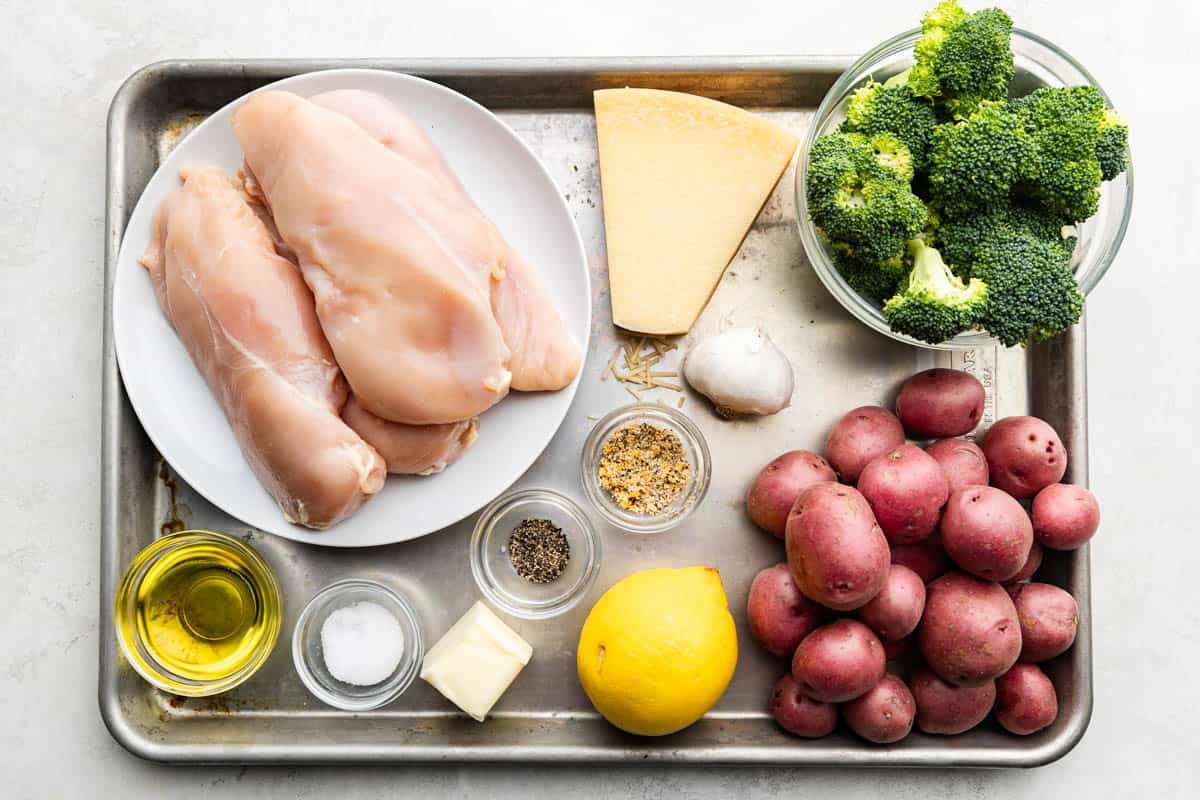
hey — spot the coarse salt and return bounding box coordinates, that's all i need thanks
[320,601,405,686]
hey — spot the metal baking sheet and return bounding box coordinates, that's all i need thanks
[100,58,1091,766]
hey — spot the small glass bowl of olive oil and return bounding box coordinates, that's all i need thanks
[115,530,282,696]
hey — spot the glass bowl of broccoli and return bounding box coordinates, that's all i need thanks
[796,3,1133,350]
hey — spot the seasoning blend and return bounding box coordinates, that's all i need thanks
[581,405,711,534]
[597,421,691,515]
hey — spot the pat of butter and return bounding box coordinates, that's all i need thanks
[419,601,532,722]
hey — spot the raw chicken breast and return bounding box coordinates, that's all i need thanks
[488,247,582,391]
[232,90,513,425]
[241,175,297,263]
[245,156,476,479]
[343,397,478,476]
[140,166,386,529]
[306,89,582,392]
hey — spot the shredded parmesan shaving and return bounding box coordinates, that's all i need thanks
[601,347,620,381]
[605,335,682,402]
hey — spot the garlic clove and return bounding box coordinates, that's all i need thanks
[682,327,794,418]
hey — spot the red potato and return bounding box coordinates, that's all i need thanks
[940,486,1034,582]
[911,667,996,735]
[995,664,1058,735]
[1004,541,1044,585]
[842,674,916,744]
[746,451,837,538]
[824,406,906,484]
[858,444,949,545]
[1008,582,1079,663]
[918,572,1021,687]
[889,534,951,584]
[1032,483,1100,550]
[895,369,986,439]
[791,619,886,703]
[858,564,926,642]
[786,483,890,611]
[926,438,989,494]
[982,416,1067,498]
[747,563,828,658]
[770,674,838,738]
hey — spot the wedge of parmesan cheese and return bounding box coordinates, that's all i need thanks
[594,88,798,335]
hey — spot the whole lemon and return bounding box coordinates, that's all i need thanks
[576,566,737,736]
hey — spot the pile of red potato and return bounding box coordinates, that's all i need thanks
[746,368,1099,743]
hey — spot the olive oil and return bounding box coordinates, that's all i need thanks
[116,531,281,694]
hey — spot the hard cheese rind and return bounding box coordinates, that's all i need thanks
[419,601,532,722]
[594,88,799,335]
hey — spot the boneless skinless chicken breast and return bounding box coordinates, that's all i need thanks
[342,397,478,476]
[306,89,582,392]
[241,163,479,477]
[233,91,517,425]
[139,167,386,529]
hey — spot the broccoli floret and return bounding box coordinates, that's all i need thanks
[929,205,1083,345]
[867,132,916,182]
[909,0,970,101]
[1029,159,1102,222]
[927,100,1033,217]
[935,202,1077,270]
[922,205,942,237]
[908,1,1014,119]
[970,231,1084,346]
[832,241,910,302]
[1095,108,1130,181]
[883,239,987,344]
[840,80,939,169]
[807,132,928,261]
[1013,86,1107,221]
[1013,86,1104,155]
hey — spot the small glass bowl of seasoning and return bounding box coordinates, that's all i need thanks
[581,404,712,534]
[114,530,283,697]
[470,488,601,620]
[292,579,424,711]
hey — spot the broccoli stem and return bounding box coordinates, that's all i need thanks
[884,68,913,89]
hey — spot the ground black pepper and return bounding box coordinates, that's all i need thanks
[508,518,570,584]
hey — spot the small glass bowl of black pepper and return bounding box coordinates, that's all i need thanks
[581,404,712,534]
[469,488,602,620]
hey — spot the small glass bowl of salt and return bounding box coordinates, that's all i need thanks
[292,578,423,711]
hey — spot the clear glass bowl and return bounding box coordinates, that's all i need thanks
[795,28,1134,350]
[470,488,601,619]
[580,404,712,534]
[114,530,282,697]
[292,578,424,711]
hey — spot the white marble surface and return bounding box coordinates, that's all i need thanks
[1,0,1196,796]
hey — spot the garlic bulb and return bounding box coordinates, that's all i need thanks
[683,328,794,418]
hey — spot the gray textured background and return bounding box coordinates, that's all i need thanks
[2,0,1196,796]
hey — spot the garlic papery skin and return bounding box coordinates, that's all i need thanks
[682,328,794,418]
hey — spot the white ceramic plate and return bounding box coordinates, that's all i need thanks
[113,69,590,547]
